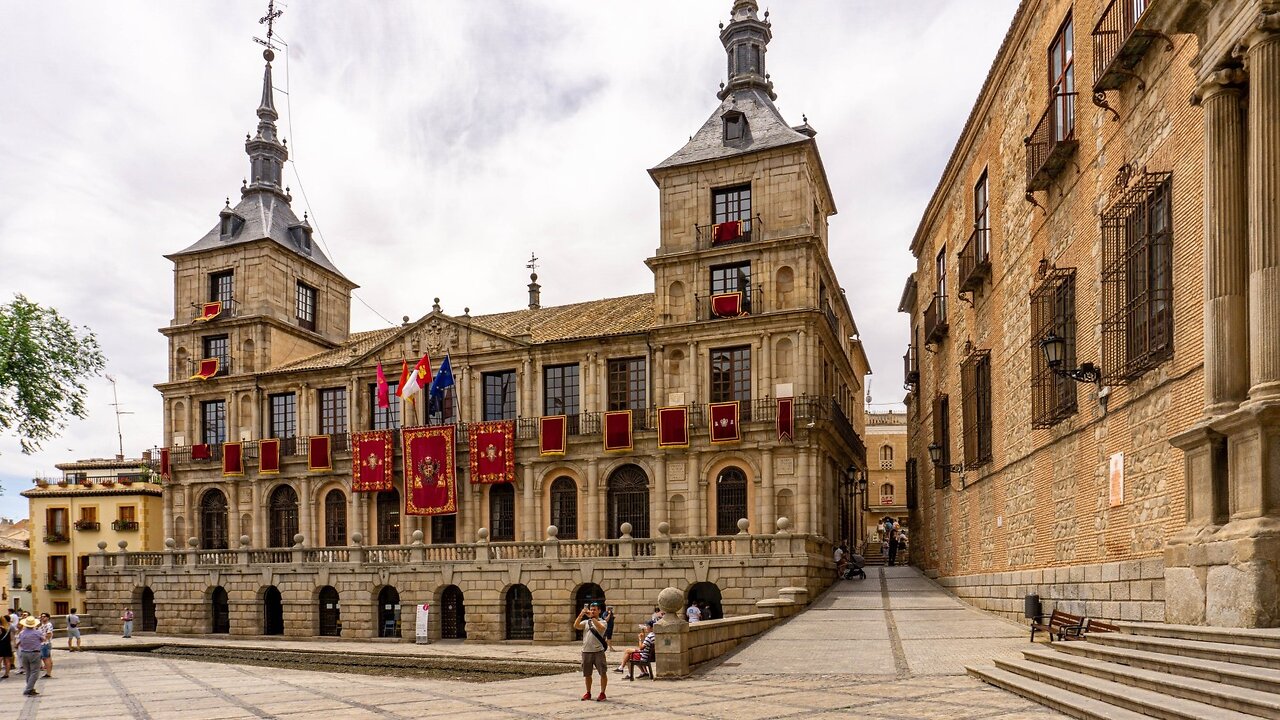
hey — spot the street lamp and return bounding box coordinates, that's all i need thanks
[927,442,968,475]
[1038,331,1101,385]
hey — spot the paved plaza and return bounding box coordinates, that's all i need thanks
[8,568,1064,719]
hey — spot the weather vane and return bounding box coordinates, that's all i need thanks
[526,253,539,274]
[254,0,284,53]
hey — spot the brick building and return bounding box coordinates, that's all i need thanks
[902,0,1280,627]
[88,0,871,641]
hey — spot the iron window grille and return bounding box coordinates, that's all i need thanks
[607,465,650,539]
[430,514,456,545]
[715,467,748,535]
[295,281,317,331]
[504,585,534,640]
[324,489,347,547]
[1031,268,1079,427]
[932,394,951,489]
[376,489,401,545]
[201,400,227,445]
[268,485,299,548]
[482,370,517,421]
[489,484,515,542]
[200,489,229,550]
[549,476,578,540]
[961,350,994,467]
[1101,171,1173,384]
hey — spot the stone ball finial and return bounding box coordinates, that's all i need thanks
[293,533,304,546]
[546,525,559,539]
[776,516,792,532]
[620,522,633,537]
[411,530,424,544]
[187,537,199,548]
[97,541,108,551]
[737,518,750,534]
[351,532,363,545]
[657,521,670,537]
[239,535,251,548]
[118,540,129,550]
[658,587,684,614]
[164,538,176,550]
[477,527,489,541]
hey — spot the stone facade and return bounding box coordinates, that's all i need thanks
[90,1,870,640]
[864,411,908,545]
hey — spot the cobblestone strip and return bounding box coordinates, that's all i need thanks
[97,654,154,720]
[163,661,279,719]
[225,664,409,719]
[879,567,911,679]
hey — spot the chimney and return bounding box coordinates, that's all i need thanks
[528,272,541,310]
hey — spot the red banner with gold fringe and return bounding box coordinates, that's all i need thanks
[308,436,332,471]
[194,301,222,322]
[192,443,212,461]
[351,430,394,492]
[468,420,514,484]
[603,410,633,452]
[657,406,689,448]
[539,416,567,456]
[712,220,742,244]
[710,401,740,444]
[711,292,745,318]
[258,438,280,474]
[776,397,794,441]
[222,442,244,476]
[159,447,171,479]
[404,425,457,516]
[190,358,219,380]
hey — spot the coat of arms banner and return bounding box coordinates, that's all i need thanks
[468,420,514,484]
[709,401,741,444]
[352,430,394,492]
[404,425,457,516]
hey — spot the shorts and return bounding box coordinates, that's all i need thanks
[68,628,81,639]
[40,644,51,659]
[581,650,607,677]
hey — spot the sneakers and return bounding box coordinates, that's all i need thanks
[612,667,623,673]
[581,692,591,701]
[596,692,607,702]
[23,690,38,696]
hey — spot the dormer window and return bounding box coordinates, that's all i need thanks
[724,111,746,142]
[218,210,244,240]
[288,222,313,255]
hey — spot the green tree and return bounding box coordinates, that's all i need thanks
[0,294,106,454]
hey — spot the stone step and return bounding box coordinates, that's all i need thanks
[1115,622,1280,650]
[967,665,1153,720]
[1090,632,1280,671]
[992,657,1259,720]
[1023,646,1280,718]
[1056,639,1280,695]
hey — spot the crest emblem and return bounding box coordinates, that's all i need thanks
[363,452,382,470]
[484,443,498,461]
[417,457,441,486]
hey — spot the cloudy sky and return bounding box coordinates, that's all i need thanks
[0,0,1020,520]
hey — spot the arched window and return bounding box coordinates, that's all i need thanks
[211,586,230,634]
[441,585,466,639]
[607,464,649,538]
[549,476,577,539]
[263,586,284,635]
[715,467,748,535]
[881,483,895,498]
[489,484,515,542]
[376,489,400,545]
[505,584,534,640]
[200,489,229,550]
[268,485,298,548]
[377,586,400,637]
[880,444,894,469]
[324,489,347,547]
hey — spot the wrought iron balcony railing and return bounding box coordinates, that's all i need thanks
[1092,0,1163,93]
[924,293,948,345]
[958,226,992,293]
[903,345,919,388]
[694,215,760,250]
[1025,92,1078,192]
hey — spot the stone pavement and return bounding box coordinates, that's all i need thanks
[9,567,1065,719]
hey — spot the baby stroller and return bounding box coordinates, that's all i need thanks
[841,551,867,580]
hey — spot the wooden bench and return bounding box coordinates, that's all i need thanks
[1029,609,1085,642]
[1084,618,1120,634]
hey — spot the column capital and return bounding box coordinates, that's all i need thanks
[1192,67,1247,105]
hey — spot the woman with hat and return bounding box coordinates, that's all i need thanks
[16,615,43,696]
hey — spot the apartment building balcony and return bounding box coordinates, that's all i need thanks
[112,520,140,532]
[923,293,948,345]
[694,215,760,251]
[74,520,100,532]
[1025,92,1078,192]
[958,226,991,293]
[903,345,919,388]
[43,529,69,544]
[1092,0,1166,93]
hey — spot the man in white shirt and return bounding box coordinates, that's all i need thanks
[686,603,702,623]
[573,604,608,702]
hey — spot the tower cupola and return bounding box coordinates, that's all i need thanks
[243,49,290,201]
[718,0,774,100]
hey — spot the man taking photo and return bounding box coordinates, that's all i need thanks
[574,603,608,702]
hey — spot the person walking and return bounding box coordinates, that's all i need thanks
[38,613,54,677]
[66,608,81,652]
[0,615,13,678]
[16,616,42,696]
[602,606,616,652]
[573,604,608,702]
[887,522,900,566]
[121,607,134,638]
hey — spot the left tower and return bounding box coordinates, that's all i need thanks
[158,48,356,451]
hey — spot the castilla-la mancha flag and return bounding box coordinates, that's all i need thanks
[398,353,432,404]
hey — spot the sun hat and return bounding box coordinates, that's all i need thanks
[19,616,38,629]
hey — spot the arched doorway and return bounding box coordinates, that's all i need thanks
[441,585,466,640]
[377,586,400,638]
[324,489,347,547]
[607,464,649,538]
[263,586,284,635]
[376,489,400,545]
[505,585,534,640]
[318,586,341,637]
[572,583,605,640]
[268,485,299,548]
[715,467,748,535]
[489,484,515,541]
[211,586,230,634]
[687,581,723,620]
[140,587,157,632]
[200,489,229,549]
[549,476,578,539]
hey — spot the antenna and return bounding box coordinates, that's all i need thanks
[526,252,539,274]
[105,375,134,459]
[254,0,284,52]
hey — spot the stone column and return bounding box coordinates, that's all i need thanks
[761,447,775,532]
[181,484,194,544]
[250,483,262,547]
[298,476,313,547]
[228,479,242,542]
[586,459,599,539]
[761,332,772,394]
[1249,17,1280,401]
[347,487,358,545]
[522,464,536,541]
[654,455,668,528]
[653,346,665,409]
[163,487,175,542]
[798,329,810,397]
[688,451,704,536]
[520,358,532,418]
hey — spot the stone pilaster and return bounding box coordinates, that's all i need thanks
[761,447,775,532]
[654,455,668,528]
[522,464,535,541]
[1248,15,1280,401]
[586,459,599,539]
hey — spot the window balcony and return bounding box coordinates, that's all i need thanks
[1092,0,1163,93]
[923,293,948,345]
[958,226,991,293]
[694,215,760,251]
[10,576,22,590]
[44,581,69,592]
[112,520,140,532]
[1025,92,1078,192]
[694,292,757,321]
[43,530,69,544]
[74,520,100,532]
[903,345,919,388]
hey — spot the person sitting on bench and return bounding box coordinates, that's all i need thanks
[621,622,656,679]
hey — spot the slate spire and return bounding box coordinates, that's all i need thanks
[243,48,290,201]
[718,0,775,100]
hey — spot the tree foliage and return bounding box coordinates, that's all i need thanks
[0,294,106,454]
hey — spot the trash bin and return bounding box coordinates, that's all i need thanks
[1024,593,1041,620]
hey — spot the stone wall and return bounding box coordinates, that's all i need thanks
[687,613,776,665]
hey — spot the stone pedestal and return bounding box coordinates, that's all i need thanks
[653,586,690,679]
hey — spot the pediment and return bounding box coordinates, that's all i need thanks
[355,312,525,367]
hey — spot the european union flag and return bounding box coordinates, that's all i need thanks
[428,355,454,416]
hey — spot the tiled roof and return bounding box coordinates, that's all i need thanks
[470,293,655,343]
[270,327,402,373]
[652,88,811,170]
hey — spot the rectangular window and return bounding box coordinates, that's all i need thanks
[1101,173,1174,383]
[710,345,751,407]
[607,358,646,411]
[119,506,136,523]
[202,335,230,376]
[80,506,97,523]
[201,400,226,445]
[269,393,297,439]
[369,382,401,430]
[935,246,947,300]
[1049,14,1075,142]
[710,261,752,311]
[209,270,234,313]
[974,170,990,261]
[932,394,951,488]
[318,387,347,436]
[47,555,67,588]
[46,508,68,538]
[296,281,317,331]
[75,555,90,591]
[542,364,580,417]
[1031,268,1078,428]
[483,370,517,421]
[431,514,456,545]
[712,184,753,234]
[961,351,993,467]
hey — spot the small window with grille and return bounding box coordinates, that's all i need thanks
[1031,268,1078,428]
[932,395,951,489]
[296,281,317,331]
[961,350,993,467]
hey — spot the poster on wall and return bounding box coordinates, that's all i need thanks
[1109,452,1125,507]
[416,603,430,644]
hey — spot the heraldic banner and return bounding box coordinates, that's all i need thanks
[308,435,332,471]
[468,420,514,483]
[404,426,457,516]
[352,430,394,492]
[258,438,280,474]
[539,415,566,456]
[222,442,244,477]
[776,397,794,441]
[709,401,741,444]
[603,410,633,452]
[657,406,689,448]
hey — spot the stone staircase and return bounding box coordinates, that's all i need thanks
[968,622,1280,719]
